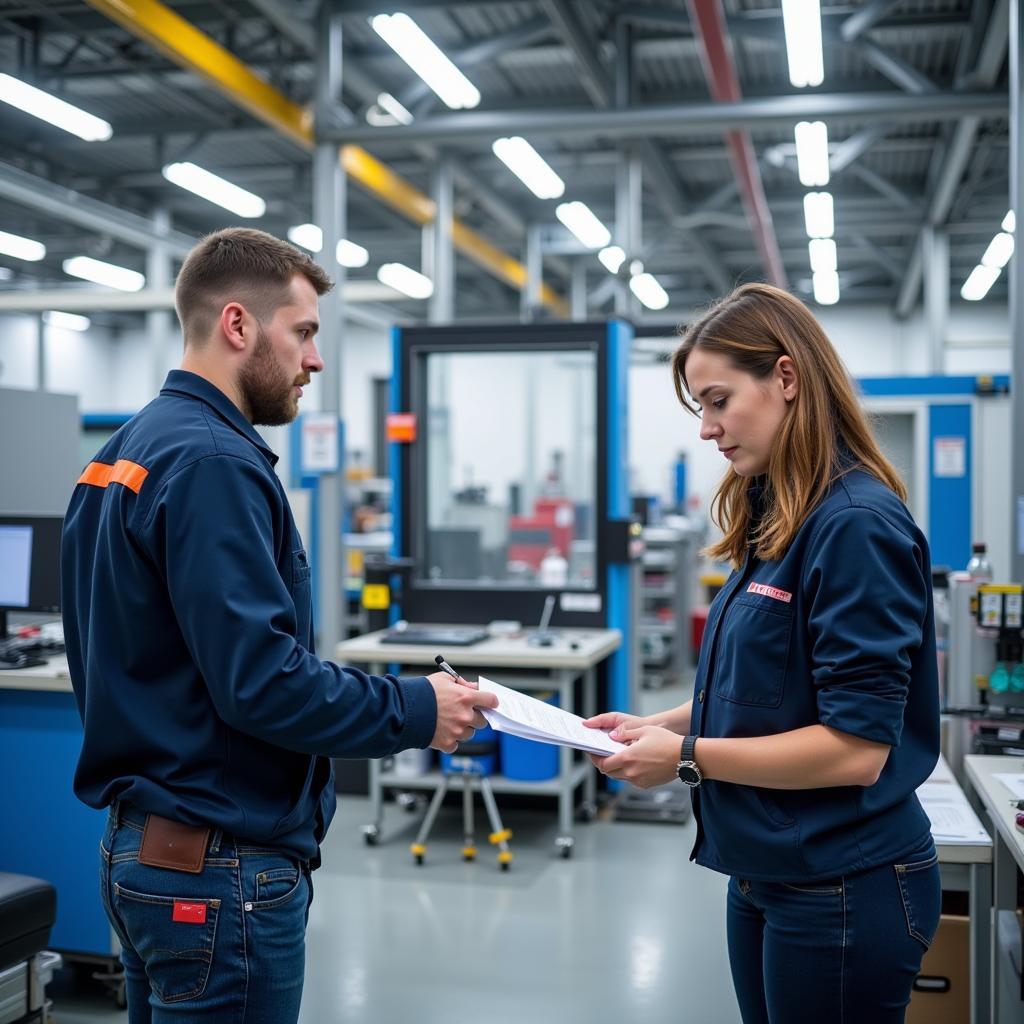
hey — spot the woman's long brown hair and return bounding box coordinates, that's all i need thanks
[671,283,907,568]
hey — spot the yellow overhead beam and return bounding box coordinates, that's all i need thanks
[84,0,567,316]
[452,221,570,317]
[344,149,570,316]
[340,146,436,227]
[84,0,313,148]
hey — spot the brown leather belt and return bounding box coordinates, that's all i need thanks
[137,813,210,874]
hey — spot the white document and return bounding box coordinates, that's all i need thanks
[478,676,627,758]
[917,782,990,845]
[994,773,1024,800]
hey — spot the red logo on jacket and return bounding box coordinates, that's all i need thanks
[747,582,792,604]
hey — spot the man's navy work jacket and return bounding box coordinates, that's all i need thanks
[62,370,437,863]
[690,468,939,882]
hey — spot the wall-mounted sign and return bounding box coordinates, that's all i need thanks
[301,414,339,474]
[933,436,966,478]
[386,412,417,443]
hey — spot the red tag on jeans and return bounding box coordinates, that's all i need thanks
[172,901,207,924]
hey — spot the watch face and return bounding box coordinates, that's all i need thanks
[677,761,701,786]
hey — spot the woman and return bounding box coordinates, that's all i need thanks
[587,283,940,1023]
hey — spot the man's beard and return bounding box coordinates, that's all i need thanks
[239,324,307,426]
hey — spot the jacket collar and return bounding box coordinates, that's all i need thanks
[746,475,769,514]
[160,369,279,466]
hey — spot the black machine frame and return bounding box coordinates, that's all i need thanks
[393,323,623,629]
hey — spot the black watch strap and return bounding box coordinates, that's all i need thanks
[680,734,697,762]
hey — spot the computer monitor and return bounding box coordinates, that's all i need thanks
[0,515,62,637]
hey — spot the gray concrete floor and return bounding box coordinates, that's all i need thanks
[48,676,741,1023]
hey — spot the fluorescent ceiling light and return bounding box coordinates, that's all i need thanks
[803,191,834,238]
[371,14,480,110]
[808,238,837,273]
[376,92,413,124]
[63,256,145,292]
[781,0,824,88]
[960,264,1000,301]
[491,137,565,199]
[337,239,370,268]
[812,270,839,305]
[288,223,322,252]
[43,310,91,332]
[377,262,433,299]
[162,162,265,218]
[0,229,45,262]
[1003,210,1015,233]
[629,272,670,311]
[981,232,1014,270]
[598,246,626,273]
[0,73,112,141]
[794,121,830,187]
[286,224,369,268]
[556,201,611,249]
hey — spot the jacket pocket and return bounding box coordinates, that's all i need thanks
[714,597,794,708]
[113,884,220,1003]
[290,548,312,641]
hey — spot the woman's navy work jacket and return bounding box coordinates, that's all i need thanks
[62,370,437,864]
[689,468,939,882]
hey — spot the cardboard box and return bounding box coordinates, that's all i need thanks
[906,914,969,1024]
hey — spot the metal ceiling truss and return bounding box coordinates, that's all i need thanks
[0,0,1011,311]
[76,0,568,316]
[326,92,1006,145]
[538,0,733,295]
[895,0,1010,316]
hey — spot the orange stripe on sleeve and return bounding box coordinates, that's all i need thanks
[77,459,149,494]
[110,460,149,493]
[77,462,113,488]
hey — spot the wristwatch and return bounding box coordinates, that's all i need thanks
[676,735,703,788]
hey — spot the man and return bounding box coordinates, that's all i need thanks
[61,227,496,1022]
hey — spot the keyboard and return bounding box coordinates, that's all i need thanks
[379,626,488,647]
[0,635,63,669]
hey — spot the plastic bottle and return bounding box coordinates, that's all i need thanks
[539,548,568,587]
[989,662,1010,694]
[965,542,994,583]
[1009,663,1024,694]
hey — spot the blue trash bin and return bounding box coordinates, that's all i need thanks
[499,692,559,781]
[440,722,498,775]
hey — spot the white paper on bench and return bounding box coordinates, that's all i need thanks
[477,676,627,757]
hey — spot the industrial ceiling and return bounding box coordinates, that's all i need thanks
[0,0,1011,325]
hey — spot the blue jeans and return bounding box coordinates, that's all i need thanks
[99,804,313,1023]
[726,836,941,1023]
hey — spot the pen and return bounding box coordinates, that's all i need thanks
[434,654,460,681]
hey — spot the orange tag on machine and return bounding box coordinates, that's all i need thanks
[172,901,207,924]
[386,413,416,443]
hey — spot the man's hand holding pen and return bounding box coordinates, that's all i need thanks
[426,654,499,753]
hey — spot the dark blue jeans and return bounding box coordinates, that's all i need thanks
[726,836,941,1023]
[99,804,313,1023]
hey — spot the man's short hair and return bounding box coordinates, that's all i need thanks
[175,227,333,344]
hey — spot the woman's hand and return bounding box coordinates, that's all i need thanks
[588,724,682,789]
[583,710,648,734]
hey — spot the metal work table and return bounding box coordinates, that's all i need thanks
[334,626,622,857]
[0,656,71,693]
[921,754,993,1024]
[964,755,1024,1023]
[0,656,117,968]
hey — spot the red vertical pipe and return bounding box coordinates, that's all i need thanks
[686,0,789,288]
